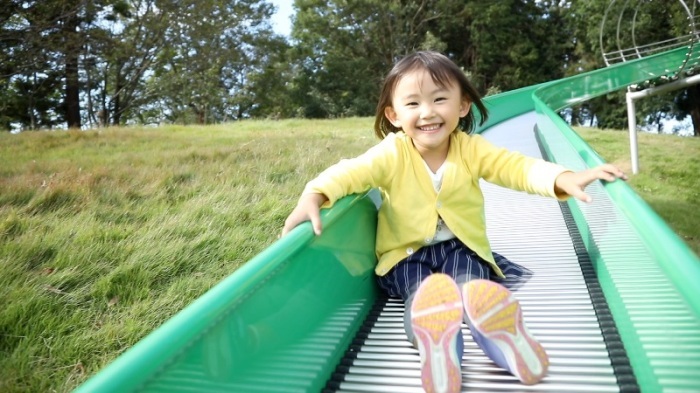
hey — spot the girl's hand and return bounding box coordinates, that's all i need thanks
[555,164,628,203]
[281,193,329,236]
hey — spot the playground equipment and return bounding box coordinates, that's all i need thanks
[72,44,700,393]
[601,0,700,173]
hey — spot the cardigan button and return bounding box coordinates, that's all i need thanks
[425,238,432,244]
[406,247,414,255]
[436,201,442,208]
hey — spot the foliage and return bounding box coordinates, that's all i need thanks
[458,0,572,91]
[289,0,414,118]
[288,0,574,118]
[0,0,287,130]
[149,0,285,123]
[1,0,699,134]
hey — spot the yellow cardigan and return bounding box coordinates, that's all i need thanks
[303,131,569,277]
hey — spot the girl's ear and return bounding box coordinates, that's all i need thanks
[460,100,471,117]
[384,106,401,128]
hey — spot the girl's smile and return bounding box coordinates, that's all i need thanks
[419,124,442,132]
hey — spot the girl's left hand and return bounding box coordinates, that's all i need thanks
[555,164,628,203]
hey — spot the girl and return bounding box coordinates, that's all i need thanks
[282,51,626,392]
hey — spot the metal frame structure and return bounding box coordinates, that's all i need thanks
[600,0,700,173]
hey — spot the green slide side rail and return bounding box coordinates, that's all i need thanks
[534,47,700,315]
[75,192,380,392]
[75,47,699,392]
[533,46,700,391]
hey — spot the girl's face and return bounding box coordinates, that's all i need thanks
[384,69,470,158]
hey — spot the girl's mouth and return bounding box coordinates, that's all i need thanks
[419,124,442,132]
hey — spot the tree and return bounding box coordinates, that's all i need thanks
[290,0,474,118]
[147,0,285,124]
[244,37,295,119]
[86,0,166,126]
[0,0,131,130]
[3,0,696,134]
[288,0,573,119]
[441,0,572,93]
[1,0,285,129]
[1,1,71,129]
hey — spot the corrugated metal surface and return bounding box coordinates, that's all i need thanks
[535,114,700,392]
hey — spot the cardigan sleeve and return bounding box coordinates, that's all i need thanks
[467,134,569,199]
[302,135,398,207]
[527,160,571,200]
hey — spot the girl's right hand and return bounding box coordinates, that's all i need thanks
[554,164,628,203]
[281,193,328,236]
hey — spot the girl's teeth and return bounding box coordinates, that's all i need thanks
[421,125,440,131]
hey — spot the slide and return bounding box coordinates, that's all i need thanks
[74,47,700,392]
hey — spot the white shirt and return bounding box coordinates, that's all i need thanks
[423,161,456,243]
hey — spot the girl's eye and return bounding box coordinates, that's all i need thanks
[406,102,418,107]
[435,97,447,102]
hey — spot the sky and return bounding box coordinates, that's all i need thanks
[269,0,294,37]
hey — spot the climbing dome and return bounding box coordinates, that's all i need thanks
[600,0,700,86]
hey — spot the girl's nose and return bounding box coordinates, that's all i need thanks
[420,104,435,119]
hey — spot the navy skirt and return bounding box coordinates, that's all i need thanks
[376,238,532,301]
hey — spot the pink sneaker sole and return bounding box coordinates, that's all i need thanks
[463,279,549,385]
[411,274,463,393]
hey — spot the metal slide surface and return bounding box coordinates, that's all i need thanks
[75,48,700,393]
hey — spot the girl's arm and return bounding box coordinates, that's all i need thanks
[467,135,626,199]
[281,136,398,237]
[554,164,628,202]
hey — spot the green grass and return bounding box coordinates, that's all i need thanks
[0,119,377,393]
[0,119,697,392]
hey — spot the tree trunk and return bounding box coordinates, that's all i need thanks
[188,103,206,124]
[689,85,700,137]
[63,15,81,129]
[112,70,123,126]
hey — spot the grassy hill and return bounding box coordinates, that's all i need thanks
[0,119,697,392]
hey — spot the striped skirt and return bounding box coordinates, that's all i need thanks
[376,238,532,301]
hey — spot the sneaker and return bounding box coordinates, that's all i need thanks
[411,273,464,393]
[463,279,549,385]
